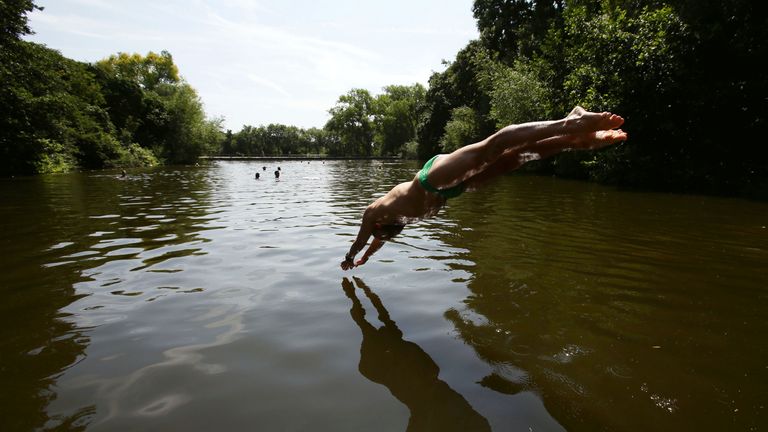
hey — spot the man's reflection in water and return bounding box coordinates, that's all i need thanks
[342,277,491,432]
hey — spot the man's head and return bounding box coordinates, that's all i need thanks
[372,223,404,240]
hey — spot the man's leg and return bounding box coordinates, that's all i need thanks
[425,108,623,189]
[463,129,628,191]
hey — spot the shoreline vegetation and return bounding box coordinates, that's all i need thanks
[1,1,766,199]
[200,156,401,161]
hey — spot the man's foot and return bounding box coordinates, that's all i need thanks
[565,106,624,133]
[571,129,628,150]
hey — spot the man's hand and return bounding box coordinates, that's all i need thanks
[340,258,356,271]
[355,256,368,267]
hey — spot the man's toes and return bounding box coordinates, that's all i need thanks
[606,129,627,142]
[606,114,624,128]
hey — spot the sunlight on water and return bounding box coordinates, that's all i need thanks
[0,161,766,431]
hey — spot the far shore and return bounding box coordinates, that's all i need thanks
[200,155,405,161]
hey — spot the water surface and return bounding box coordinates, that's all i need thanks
[1,161,766,431]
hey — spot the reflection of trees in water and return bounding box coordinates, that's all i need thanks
[0,289,93,431]
[0,167,219,430]
[0,176,96,430]
[433,177,632,430]
[444,305,607,431]
[342,277,490,432]
[434,177,768,430]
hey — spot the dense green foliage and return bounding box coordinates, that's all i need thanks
[0,0,38,45]
[416,41,496,159]
[415,0,767,196]
[0,2,222,176]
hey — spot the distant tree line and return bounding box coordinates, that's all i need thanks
[222,84,426,158]
[2,0,766,197]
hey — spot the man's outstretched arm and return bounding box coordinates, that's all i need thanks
[354,237,386,267]
[341,208,374,270]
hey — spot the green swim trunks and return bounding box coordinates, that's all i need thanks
[418,155,465,199]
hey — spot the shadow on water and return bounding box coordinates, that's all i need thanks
[341,277,490,432]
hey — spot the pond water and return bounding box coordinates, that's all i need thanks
[1,160,766,431]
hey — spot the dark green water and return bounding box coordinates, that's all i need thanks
[1,160,766,431]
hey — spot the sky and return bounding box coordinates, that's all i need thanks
[25,0,479,131]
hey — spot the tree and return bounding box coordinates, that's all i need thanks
[0,1,220,175]
[155,82,222,163]
[417,41,494,159]
[440,106,479,153]
[555,4,694,184]
[95,52,221,164]
[0,41,125,174]
[0,0,40,48]
[473,0,564,61]
[95,51,179,91]
[221,130,234,155]
[91,67,145,140]
[475,54,552,127]
[373,84,425,157]
[306,127,334,155]
[325,89,375,156]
